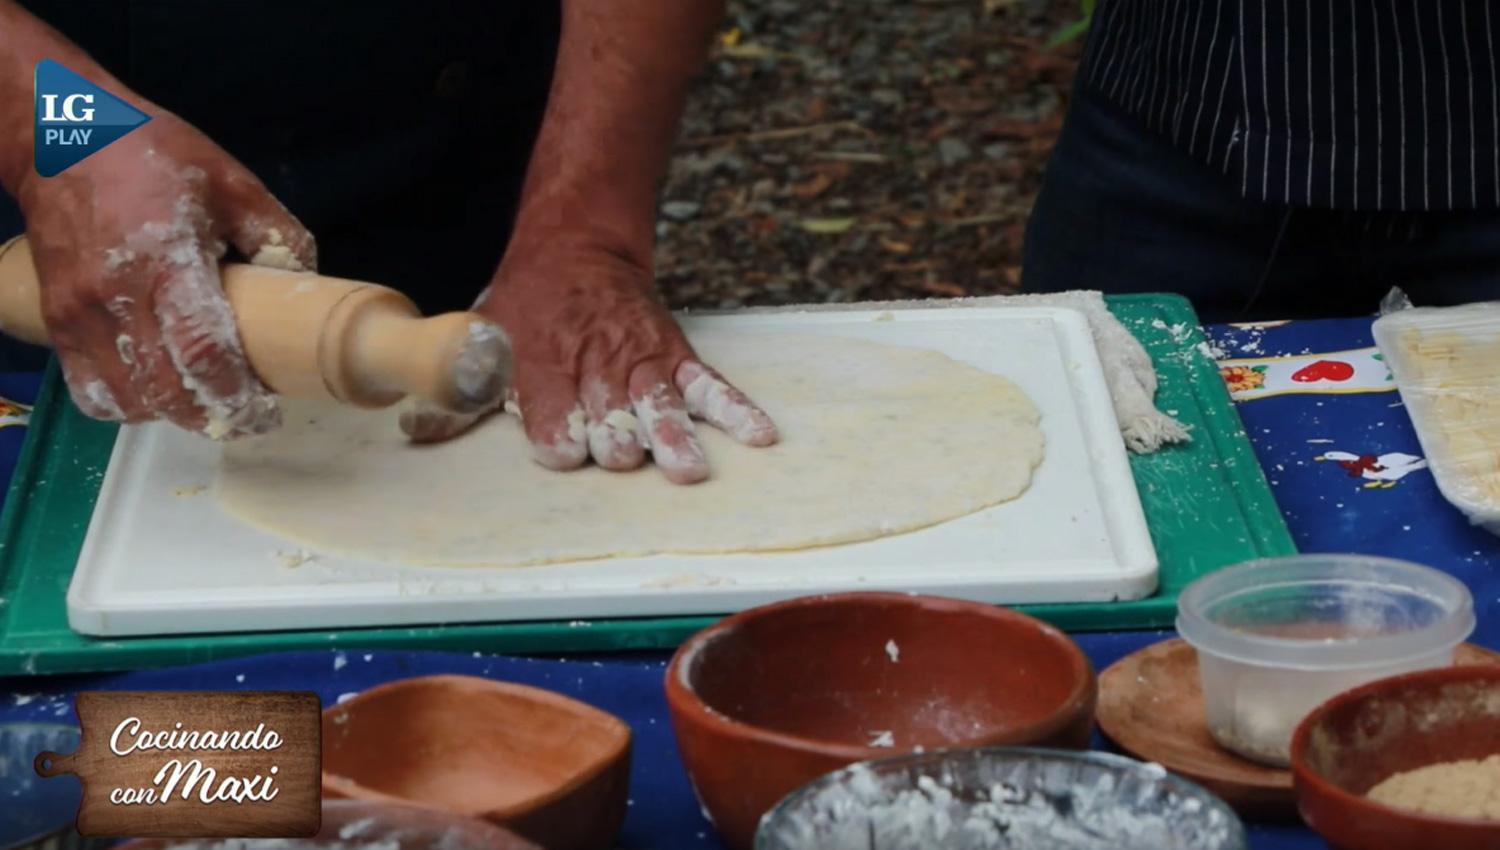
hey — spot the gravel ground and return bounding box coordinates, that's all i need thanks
[654,0,1083,310]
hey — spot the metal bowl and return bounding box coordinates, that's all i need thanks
[0,722,98,850]
[755,747,1248,850]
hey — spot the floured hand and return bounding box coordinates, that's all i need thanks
[400,244,778,484]
[15,112,315,439]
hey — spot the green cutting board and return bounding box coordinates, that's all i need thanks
[0,294,1295,675]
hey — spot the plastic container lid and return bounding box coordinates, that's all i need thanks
[1177,555,1475,670]
[1373,302,1500,535]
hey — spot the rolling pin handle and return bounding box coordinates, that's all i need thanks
[330,293,509,412]
[0,236,50,346]
[0,235,504,413]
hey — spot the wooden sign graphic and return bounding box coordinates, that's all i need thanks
[34,691,321,837]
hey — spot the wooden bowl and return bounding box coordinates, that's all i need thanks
[665,592,1097,850]
[1291,665,1500,850]
[1098,638,1500,820]
[322,675,631,850]
[113,800,539,850]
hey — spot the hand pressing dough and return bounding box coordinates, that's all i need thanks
[215,332,1045,568]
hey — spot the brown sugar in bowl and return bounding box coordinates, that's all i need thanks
[664,592,1097,850]
[1291,665,1500,850]
[322,674,631,850]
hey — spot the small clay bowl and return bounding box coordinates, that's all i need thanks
[1291,665,1500,850]
[114,800,539,850]
[665,592,1097,850]
[322,675,632,850]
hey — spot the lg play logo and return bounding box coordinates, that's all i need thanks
[33,59,150,177]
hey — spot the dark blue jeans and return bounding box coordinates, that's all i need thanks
[1024,87,1500,322]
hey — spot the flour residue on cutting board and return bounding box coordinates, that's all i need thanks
[214,332,1045,568]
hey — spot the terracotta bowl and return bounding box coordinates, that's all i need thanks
[664,592,1097,850]
[113,800,539,850]
[1291,665,1500,850]
[322,675,631,850]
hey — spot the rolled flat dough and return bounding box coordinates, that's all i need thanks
[215,332,1045,567]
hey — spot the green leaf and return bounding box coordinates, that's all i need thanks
[798,217,857,234]
[1047,14,1093,48]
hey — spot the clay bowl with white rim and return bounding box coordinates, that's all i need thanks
[321,675,631,850]
[112,800,539,850]
[665,592,1097,850]
[1291,664,1500,850]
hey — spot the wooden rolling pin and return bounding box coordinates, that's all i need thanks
[0,236,508,413]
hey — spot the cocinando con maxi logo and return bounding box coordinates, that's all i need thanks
[108,716,284,805]
[33,59,150,177]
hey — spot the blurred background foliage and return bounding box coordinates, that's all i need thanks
[1049,0,1096,47]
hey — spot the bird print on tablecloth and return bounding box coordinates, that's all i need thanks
[1314,451,1429,489]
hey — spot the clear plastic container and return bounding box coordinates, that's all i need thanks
[1373,301,1500,536]
[1177,555,1475,768]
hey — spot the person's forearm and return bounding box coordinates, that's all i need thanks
[508,0,724,267]
[0,2,146,197]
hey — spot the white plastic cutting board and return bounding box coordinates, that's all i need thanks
[67,306,1157,636]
